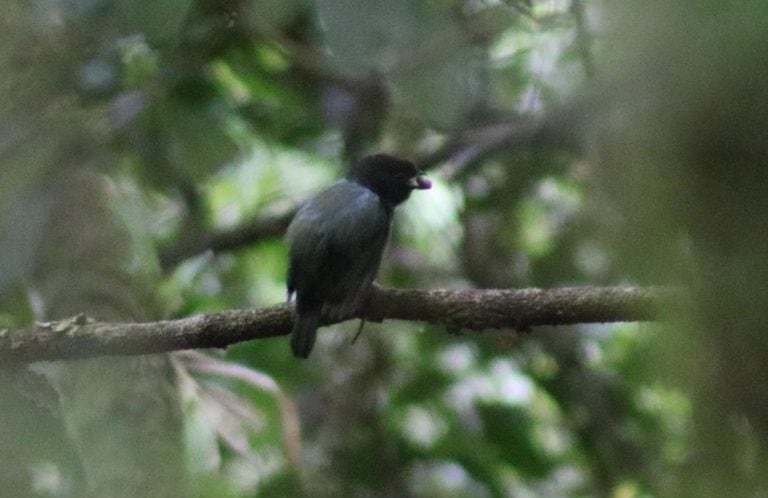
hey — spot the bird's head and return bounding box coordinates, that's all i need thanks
[348,154,432,207]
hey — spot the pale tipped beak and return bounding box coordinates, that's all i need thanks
[408,174,432,190]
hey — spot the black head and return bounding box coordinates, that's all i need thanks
[347,154,431,207]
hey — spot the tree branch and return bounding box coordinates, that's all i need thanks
[0,286,677,363]
[417,104,584,178]
[158,209,296,269]
[570,0,596,80]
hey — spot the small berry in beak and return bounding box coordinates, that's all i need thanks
[409,174,432,190]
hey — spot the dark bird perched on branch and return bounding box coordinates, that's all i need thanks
[285,154,432,358]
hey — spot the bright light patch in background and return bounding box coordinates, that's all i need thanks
[409,460,491,498]
[401,405,447,448]
[207,142,333,228]
[446,358,535,410]
[490,359,536,404]
[518,176,582,258]
[401,176,463,271]
[437,343,478,375]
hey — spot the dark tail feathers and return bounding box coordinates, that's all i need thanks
[291,310,320,358]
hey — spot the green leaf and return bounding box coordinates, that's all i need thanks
[165,103,239,180]
[477,402,553,478]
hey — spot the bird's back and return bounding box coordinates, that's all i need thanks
[286,180,391,319]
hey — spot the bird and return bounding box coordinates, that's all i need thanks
[285,153,432,358]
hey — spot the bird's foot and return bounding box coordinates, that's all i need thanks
[351,319,367,344]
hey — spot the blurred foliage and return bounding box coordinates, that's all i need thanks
[1,0,767,496]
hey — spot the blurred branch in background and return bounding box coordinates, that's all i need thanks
[570,0,595,80]
[0,286,675,362]
[419,102,584,179]
[159,207,297,270]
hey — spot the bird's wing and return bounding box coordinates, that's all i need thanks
[323,186,390,318]
[286,181,390,317]
[324,190,390,319]
[285,200,326,303]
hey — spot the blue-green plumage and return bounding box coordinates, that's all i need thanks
[285,154,431,358]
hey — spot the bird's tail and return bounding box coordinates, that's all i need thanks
[291,309,320,359]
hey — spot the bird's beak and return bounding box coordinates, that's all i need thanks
[408,173,432,190]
